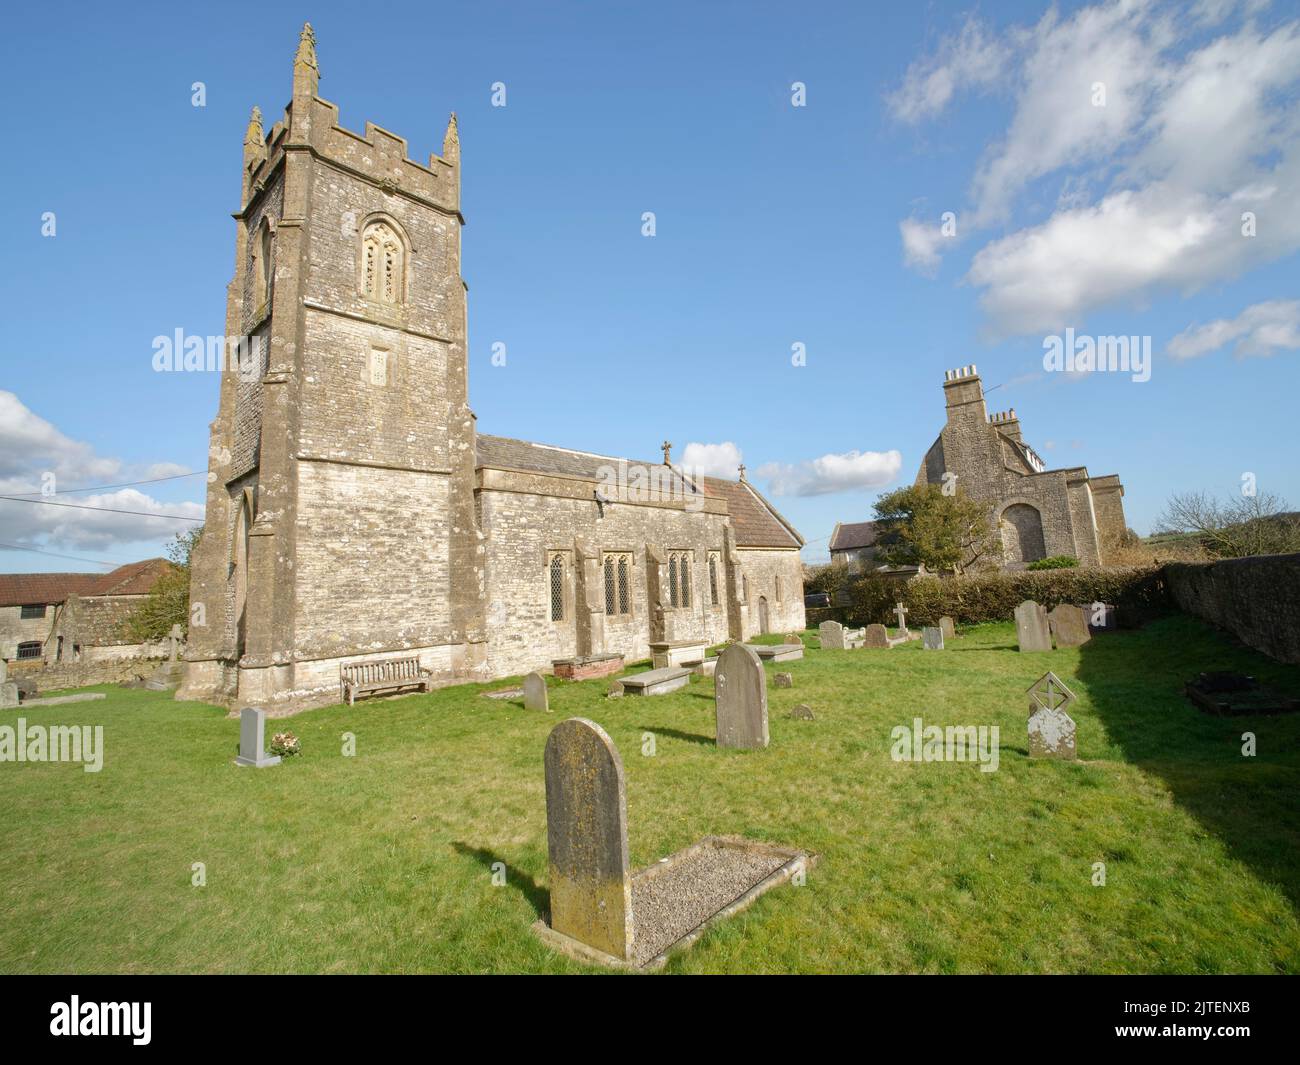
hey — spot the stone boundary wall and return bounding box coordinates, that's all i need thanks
[1163,553,1300,664]
[16,656,164,693]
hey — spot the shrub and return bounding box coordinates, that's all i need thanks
[1026,555,1079,570]
[846,566,1167,627]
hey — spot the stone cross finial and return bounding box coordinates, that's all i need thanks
[893,602,909,632]
[737,463,747,482]
[661,440,672,465]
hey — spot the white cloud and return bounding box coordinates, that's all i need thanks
[900,217,948,274]
[0,390,203,553]
[890,2,1300,334]
[1167,299,1300,360]
[887,16,1010,124]
[678,441,743,480]
[756,450,902,497]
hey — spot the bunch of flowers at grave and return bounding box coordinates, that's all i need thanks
[269,732,301,757]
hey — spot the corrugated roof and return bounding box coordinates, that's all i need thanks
[829,521,879,551]
[0,559,170,607]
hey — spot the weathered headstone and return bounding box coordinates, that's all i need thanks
[863,624,889,648]
[922,626,944,650]
[818,620,847,650]
[543,718,633,961]
[523,671,549,711]
[893,602,910,635]
[1027,672,1077,760]
[234,707,281,768]
[1014,600,1052,652]
[606,679,624,699]
[774,672,793,688]
[789,704,815,720]
[714,643,769,750]
[939,616,956,641]
[1087,602,1118,632]
[782,633,802,646]
[1048,604,1091,648]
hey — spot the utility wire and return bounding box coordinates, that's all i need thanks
[2,470,202,499]
[0,542,121,567]
[0,496,204,522]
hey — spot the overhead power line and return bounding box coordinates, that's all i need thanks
[0,541,121,567]
[0,495,204,523]
[2,470,203,499]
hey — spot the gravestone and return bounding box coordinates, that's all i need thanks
[543,718,633,961]
[168,623,183,661]
[774,672,793,688]
[714,643,769,750]
[863,624,889,648]
[893,602,910,636]
[1027,672,1077,760]
[818,620,847,650]
[0,660,14,708]
[234,708,281,768]
[607,680,624,699]
[782,633,802,646]
[1087,602,1118,632]
[1048,604,1091,648]
[523,671,549,711]
[939,616,956,641]
[1014,600,1052,652]
[789,703,815,720]
[922,626,944,650]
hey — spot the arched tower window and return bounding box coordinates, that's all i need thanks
[361,220,405,305]
[251,220,272,310]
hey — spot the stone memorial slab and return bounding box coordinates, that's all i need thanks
[620,666,691,697]
[782,633,803,646]
[922,626,944,650]
[543,718,633,961]
[234,707,281,768]
[745,642,804,662]
[818,620,847,650]
[607,680,625,699]
[714,643,769,750]
[863,624,890,648]
[789,703,815,720]
[1014,600,1052,652]
[523,671,549,711]
[774,672,793,688]
[939,616,956,640]
[1048,604,1091,648]
[1027,672,1077,760]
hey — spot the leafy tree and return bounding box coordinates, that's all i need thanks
[121,527,202,642]
[1157,491,1300,559]
[872,484,992,575]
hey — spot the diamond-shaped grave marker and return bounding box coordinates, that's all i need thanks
[1027,671,1077,760]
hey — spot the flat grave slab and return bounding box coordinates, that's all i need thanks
[18,692,107,708]
[552,654,625,681]
[534,835,813,971]
[1185,672,1300,715]
[620,666,691,697]
[649,641,708,670]
[744,643,804,662]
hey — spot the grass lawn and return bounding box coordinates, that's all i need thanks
[2,614,1298,974]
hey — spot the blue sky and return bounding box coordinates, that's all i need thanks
[2,0,1298,571]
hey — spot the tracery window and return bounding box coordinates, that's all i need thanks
[603,554,632,616]
[668,551,692,609]
[707,553,720,606]
[361,220,404,304]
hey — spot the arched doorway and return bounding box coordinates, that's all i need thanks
[758,595,770,635]
[1000,503,1046,567]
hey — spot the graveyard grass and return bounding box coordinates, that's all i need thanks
[2,615,1299,974]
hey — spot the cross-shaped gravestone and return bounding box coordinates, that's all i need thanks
[234,707,281,768]
[1027,671,1078,760]
[893,602,909,634]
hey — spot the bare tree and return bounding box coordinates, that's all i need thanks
[1157,491,1300,558]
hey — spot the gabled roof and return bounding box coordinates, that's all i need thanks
[702,477,803,549]
[829,521,879,551]
[0,559,170,608]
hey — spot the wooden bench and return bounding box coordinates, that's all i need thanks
[340,656,433,705]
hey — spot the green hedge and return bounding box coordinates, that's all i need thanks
[1026,555,1079,570]
[847,566,1167,627]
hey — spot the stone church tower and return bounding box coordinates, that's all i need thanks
[179,25,484,707]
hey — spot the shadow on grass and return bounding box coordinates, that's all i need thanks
[640,725,715,746]
[452,842,547,917]
[1076,614,1300,912]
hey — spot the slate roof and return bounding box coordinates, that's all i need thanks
[701,478,803,549]
[475,433,802,549]
[829,521,879,552]
[0,559,170,608]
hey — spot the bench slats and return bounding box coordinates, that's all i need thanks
[340,656,432,705]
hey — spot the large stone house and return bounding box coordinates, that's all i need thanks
[177,26,806,713]
[0,559,171,666]
[915,365,1127,568]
